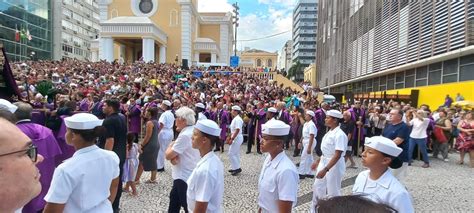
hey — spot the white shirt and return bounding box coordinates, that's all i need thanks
[198,112,207,121]
[230,115,244,138]
[159,110,175,130]
[45,145,119,213]
[321,126,347,157]
[409,118,430,139]
[302,120,317,142]
[187,152,224,213]
[258,152,299,212]
[353,170,414,213]
[171,126,200,181]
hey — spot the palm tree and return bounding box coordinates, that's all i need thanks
[288,59,302,79]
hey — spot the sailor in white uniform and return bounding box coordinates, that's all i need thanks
[352,136,414,213]
[157,100,175,171]
[265,107,278,121]
[227,105,244,176]
[258,119,299,213]
[310,110,347,213]
[195,103,207,121]
[187,120,224,213]
[44,113,120,213]
[299,110,318,179]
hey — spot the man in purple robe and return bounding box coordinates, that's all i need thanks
[349,100,366,156]
[249,101,266,154]
[77,92,89,112]
[13,102,62,213]
[127,98,141,142]
[275,101,293,149]
[211,101,230,152]
[314,102,330,156]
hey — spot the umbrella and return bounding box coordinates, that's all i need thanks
[453,101,474,107]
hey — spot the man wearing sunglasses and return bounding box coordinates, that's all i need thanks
[0,117,44,213]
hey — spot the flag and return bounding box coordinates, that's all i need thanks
[26,29,32,41]
[15,26,20,42]
[20,29,27,40]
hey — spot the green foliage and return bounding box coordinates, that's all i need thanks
[36,80,53,97]
[288,60,302,79]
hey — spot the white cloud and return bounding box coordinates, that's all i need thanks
[198,0,233,12]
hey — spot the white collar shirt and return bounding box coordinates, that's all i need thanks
[352,170,414,213]
[44,145,120,213]
[302,120,318,141]
[258,152,299,213]
[187,152,224,213]
[230,115,243,137]
[159,110,175,130]
[171,126,200,181]
[409,118,430,139]
[321,126,347,157]
[198,112,207,121]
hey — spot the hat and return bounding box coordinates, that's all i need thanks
[306,110,315,117]
[64,113,103,130]
[0,99,18,113]
[262,119,290,136]
[195,103,205,109]
[70,83,78,87]
[365,136,402,157]
[231,105,242,111]
[195,119,221,137]
[162,100,172,107]
[327,110,343,119]
[268,107,277,113]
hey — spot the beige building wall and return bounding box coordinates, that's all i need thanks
[304,63,317,87]
[199,25,220,44]
[239,49,278,69]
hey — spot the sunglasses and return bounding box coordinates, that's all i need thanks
[0,143,38,162]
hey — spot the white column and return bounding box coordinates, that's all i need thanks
[194,52,200,63]
[99,37,114,62]
[211,53,217,63]
[159,45,166,63]
[142,37,155,62]
[180,3,192,64]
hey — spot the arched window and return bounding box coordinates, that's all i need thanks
[256,59,262,67]
[170,9,179,26]
[267,59,272,67]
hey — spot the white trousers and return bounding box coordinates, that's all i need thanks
[299,140,316,175]
[311,157,345,213]
[157,129,173,169]
[228,135,243,170]
[391,162,409,184]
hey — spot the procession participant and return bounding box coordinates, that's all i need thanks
[126,98,141,143]
[251,101,267,154]
[99,99,127,212]
[157,100,175,172]
[310,110,347,212]
[275,101,292,150]
[257,119,299,213]
[44,113,120,213]
[314,102,330,156]
[298,110,317,179]
[341,111,356,168]
[187,120,224,213]
[266,107,278,121]
[352,136,414,213]
[211,101,230,152]
[195,103,207,121]
[13,103,62,213]
[0,118,44,213]
[349,100,367,155]
[227,105,244,175]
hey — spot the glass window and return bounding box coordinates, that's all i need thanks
[443,74,457,83]
[395,82,404,89]
[256,59,262,67]
[405,69,415,76]
[387,79,395,90]
[396,72,404,82]
[460,54,474,65]
[429,62,442,71]
[267,59,273,67]
[428,70,442,85]
[460,64,474,81]
[443,58,458,75]
[405,75,415,88]
[416,66,428,79]
[416,79,427,87]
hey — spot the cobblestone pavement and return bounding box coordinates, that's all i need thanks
[121,143,474,212]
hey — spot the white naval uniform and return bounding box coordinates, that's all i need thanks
[44,145,120,213]
[171,126,200,181]
[299,120,318,175]
[157,110,175,169]
[311,126,347,213]
[198,112,207,121]
[258,152,299,213]
[228,115,244,170]
[187,152,224,213]
[353,169,414,213]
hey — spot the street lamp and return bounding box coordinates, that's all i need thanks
[232,2,239,57]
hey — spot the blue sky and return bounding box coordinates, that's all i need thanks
[198,0,297,53]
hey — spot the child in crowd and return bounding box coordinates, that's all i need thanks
[123,133,139,196]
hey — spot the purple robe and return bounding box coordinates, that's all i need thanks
[17,121,62,213]
[54,115,75,165]
[349,107,367,143]
[79,98,89,112]
[314,109,327,134]
[276,110,292,125]
[128,104,141,134]
[253,108,267,138]
[31,110,47,126]
[211,109,231,140]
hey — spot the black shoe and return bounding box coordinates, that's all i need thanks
[214,149,221,152]
[246,151,251,154]
[257,151,262,154]
[306,175,315,178]
[295,163,300,167]
[299,174,306,180]
[231,168,242,176]
[293,153,299,157]
[157,168,165,172]
[228,169,235,173]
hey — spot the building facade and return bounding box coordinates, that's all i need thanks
[0,0,52,61]
[317,0,474,108]
[278,40,293,71]
[239,48,278,70]
[96,0,234,65]
[304,63,317,87]
[292,0,318,81]
[52,0,100,61]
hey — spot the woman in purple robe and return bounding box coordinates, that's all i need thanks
[54,115,76,165]
[127,98,141,143]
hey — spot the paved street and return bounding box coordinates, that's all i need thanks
[121,144,474,212]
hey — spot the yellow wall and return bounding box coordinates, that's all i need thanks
[240,52,278,69]
[199,24,221,44]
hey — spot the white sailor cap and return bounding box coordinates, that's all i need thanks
[231,105,242,111]
[195,103,205,109]
[327,110,343,119]
[268,107,277,113]
[262,119,290,136]
[306,110,315,117]
[0,99,18,113]
[195,119,221,137]
[162,100,172,107]
[64,113,103,130]
[365,136,402,157]
[70,83,78,87]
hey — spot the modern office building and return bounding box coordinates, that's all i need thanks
[0,0,52,61]
[52,0,100,61]
[292,0,318,81]
[317,1,474,108]
[278,40,293,71]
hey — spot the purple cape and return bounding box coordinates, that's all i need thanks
[211,109,231,140]
[54,115,75,165]
[128,104,142,134]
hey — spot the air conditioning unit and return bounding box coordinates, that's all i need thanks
[66,15,70,19]
[74,30,78,34]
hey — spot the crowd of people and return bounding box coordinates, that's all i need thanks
[0,58,472,212]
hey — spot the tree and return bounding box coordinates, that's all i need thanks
[288,59,302,79]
